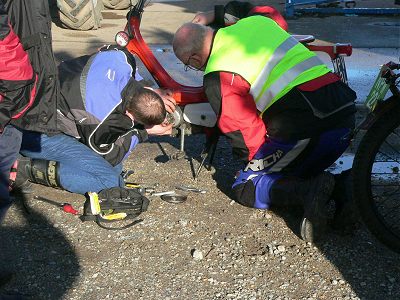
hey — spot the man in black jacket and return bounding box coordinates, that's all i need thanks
[0,0,58,223]
[15,47,175,195]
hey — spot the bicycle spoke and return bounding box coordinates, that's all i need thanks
[375,134,400,163]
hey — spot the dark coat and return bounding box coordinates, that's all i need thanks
[4,0,60,135]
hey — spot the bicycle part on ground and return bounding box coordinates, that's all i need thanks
[160,193,188,204]
[269,172,336,243]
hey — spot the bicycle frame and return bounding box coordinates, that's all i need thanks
[122,0,353,105]
[124,1,206,105]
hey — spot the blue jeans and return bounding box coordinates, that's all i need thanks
[0,126,23,221]
[20,131,124,195]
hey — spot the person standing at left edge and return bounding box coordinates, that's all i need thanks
[1,0,59,223]
[0,0,59,292]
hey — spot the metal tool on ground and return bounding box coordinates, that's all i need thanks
[33,195,79,215]
[175,185,207,194]
[125,182,156,194]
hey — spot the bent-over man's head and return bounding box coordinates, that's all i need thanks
[121,78,166,126]
[172,22,214,71]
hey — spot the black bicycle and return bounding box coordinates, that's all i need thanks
[353,61,400,253]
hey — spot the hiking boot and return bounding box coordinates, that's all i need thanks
[270,172,336,243]
[330,169,359,234]
[300,172,336,243]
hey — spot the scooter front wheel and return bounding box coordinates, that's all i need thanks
[353,99,400,253]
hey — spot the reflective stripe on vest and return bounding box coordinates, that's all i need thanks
[205,16,330,114]
[254,55,324,112]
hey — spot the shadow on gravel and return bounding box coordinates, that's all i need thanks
[153,134,400,298]
[270,206,400,298]
[0,194,80,300]
[314,228,400,298]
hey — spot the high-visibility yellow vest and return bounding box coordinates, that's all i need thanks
[204,16,330,114]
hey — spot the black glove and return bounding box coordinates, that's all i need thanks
[98,187,149,214]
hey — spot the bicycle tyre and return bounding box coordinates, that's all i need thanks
[102,0,132,10]
[57,0,104,31]
[353,98,400,253]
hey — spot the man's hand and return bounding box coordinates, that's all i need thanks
[154,88,176,114]
[145,123,173,136]
[192,11,215,25]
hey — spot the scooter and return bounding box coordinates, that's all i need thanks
[114,0,353,176]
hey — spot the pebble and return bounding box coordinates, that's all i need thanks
[388,277,396,283]
[192,249,204,260]
[277,245,286,252]
[179,219,188,227]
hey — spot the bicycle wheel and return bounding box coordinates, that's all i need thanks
[353,98,400,253]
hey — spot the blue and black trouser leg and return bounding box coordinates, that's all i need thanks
[232,128,352,242]
[232,127,353,209]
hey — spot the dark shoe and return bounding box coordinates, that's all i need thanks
[300,172,335,243]
[270,172,336,243]
[9,182,34,195]
[330,169,359,234]
[9,156,31,193]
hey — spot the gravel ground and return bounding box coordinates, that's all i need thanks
[1,133,399,300]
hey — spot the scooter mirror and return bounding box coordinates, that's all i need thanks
[115,31,130,47]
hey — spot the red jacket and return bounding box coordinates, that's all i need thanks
[204,1,352,162]
[0,4,37,131]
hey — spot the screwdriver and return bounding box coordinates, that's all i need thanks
[33,195,79,215]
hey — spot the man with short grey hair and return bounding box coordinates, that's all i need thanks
[173,1,356,243]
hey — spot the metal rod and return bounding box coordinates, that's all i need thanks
[180,126,185,152]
